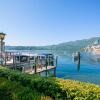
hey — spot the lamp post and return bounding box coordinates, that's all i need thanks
[0,32,6,65]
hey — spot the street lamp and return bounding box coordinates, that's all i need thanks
[0,32,6,52]
[0,32,6,65]
[0,32,6,40]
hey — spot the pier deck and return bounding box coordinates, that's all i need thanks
[25,66,56,74]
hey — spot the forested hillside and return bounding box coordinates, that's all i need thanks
[6,37,100,53]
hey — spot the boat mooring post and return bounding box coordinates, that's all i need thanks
[13,54,15,70]
[54,56,58,77]
[78,52,80,61]
[34,56,37,74]
[4,52,6,66]
[77,52,80,72]
[45,57,48,77]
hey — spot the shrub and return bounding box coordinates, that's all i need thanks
[0,77,41,100]
[56,78,100,100]
[0,67,67,99]
[0,66,100,100]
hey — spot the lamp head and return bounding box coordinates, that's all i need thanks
[0,32,6,40]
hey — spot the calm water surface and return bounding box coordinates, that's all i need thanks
[56,54,100,85]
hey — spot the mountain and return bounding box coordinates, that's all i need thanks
[5,37,100,53]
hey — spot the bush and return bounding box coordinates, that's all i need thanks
[56,78,100,100]
[0,66,100,100]
[0,77,41,100]
[0,67,66,99]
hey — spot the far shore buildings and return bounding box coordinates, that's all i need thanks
[85,40,100,55]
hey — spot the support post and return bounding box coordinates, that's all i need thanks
[13,55,15,70]
[54,67,56,77]
[56,56,58,67]
[54,56,58,77]
[4,52,6,66]
[77,52,80,72]
[0,39,3,65]
[15,55,17,70]
[19,53,21,71]
[34,57,37,74]
[45,57,48,77]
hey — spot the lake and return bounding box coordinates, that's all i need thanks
[56,54,100,85]
[7,50,100,84]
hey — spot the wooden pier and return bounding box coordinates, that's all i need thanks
[0,33,57,76]
[1,52,57,76]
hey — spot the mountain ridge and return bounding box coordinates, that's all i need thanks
[5,37,100,53]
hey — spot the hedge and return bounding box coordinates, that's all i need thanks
[0,67,64,99]
[0,66,100,100]
[56,78,100,100]
[0,77,42,100]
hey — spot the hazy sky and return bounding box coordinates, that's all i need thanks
[0,0,100,46]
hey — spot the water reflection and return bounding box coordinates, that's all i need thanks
[73,52,81,72]
[39,68,56,77]
[77,60,80,72]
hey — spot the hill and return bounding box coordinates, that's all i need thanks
[5,37,100,53]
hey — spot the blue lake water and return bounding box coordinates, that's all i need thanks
[56,55,100,85]
[7,50,100,84]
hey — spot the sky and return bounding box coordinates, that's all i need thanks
[0,0,100,46]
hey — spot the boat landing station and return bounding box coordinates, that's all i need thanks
[0,33,57,76]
